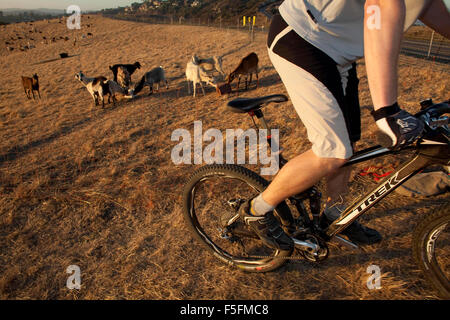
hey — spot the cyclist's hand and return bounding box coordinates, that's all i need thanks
[372,103,424,149]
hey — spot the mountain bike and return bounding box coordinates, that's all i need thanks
[181,94,450,298]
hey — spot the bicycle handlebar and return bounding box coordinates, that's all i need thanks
[415,100,450,133]
[415,100,450,119]
[377,100,449,148]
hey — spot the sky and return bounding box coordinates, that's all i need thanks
[0,0,449,11]
[0,0,137,11]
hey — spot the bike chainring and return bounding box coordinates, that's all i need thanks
[297,234,329,262]
[221,198,329,262]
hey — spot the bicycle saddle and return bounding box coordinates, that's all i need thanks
[227,94,288,113]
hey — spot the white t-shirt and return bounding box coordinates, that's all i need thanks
[279,0,430,66]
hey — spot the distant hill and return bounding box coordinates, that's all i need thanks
[0,8,65,16]
[102,0,276,25]
[0,8,65,23]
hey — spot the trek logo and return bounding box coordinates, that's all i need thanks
[337,172,409,225]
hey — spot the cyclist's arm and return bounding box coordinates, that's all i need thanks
[419,0,450,39]
[364,0,405,110]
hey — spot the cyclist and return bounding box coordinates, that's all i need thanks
[240,0,450,250]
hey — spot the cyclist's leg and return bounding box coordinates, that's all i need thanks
[238,15,352,249]
[262,150,348,207]
[326,63,361,205]
[261,15,381,244]
[326,161,352,205]
[263,15,354,206]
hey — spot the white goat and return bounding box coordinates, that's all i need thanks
[75,71,109,108]
[131,66,168,96]
[185,57,218,97]
[193,54,225,78]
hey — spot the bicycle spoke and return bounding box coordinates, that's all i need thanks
[192,176,277,261]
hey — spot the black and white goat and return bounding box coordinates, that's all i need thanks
[75,71,134,107]
[75,71,109,108]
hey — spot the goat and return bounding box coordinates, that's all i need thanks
[116,66,131,89]
[21,74,41,100]
[226,52,259,91]
[109,62,141,82]
[75,71,109,108]
[131,66,168,96]
[185,57,218,97]
[192,54,225,78]
[103,80,135,106]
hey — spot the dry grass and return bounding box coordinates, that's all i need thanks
[404,25,450,44]
[0,16,449,300]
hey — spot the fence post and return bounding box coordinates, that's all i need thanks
[427,30,435,59]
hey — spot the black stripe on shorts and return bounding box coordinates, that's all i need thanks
[268,14,361,142]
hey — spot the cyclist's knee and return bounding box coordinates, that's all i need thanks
[317,156,348,172]
[312,141,353,165]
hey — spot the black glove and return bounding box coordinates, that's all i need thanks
[372,102,424,148]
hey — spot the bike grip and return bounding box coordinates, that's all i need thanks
[376,131,394,148]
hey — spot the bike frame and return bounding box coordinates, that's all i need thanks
[248,107,450,242]
[325,143,449,239]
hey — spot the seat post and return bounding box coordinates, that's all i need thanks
[253,109,273,149]
[253,107,288,168]
[253,109,269,130]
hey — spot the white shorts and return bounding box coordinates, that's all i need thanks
[267,15,361,159]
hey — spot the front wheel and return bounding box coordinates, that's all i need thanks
[412,202,450,298]
[182,164,292,272]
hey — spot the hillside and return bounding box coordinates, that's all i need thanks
[103,0,272,24]
[0,8,65,24]
[0,16,449,300]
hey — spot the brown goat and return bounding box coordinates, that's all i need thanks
[21,74,41,100]
[226,52,259,91]
[117,66,131,88]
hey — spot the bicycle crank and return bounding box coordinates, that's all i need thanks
[298,234,329,262]
[293,238,320,253]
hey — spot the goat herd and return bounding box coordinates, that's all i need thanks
[21,51,260,108]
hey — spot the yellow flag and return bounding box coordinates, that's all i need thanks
[253,16,256,26]
[243,16,246,26]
